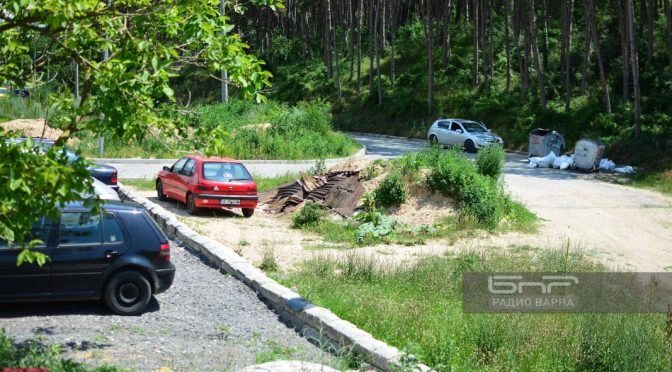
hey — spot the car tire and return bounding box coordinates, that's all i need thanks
[156,180,168,201]
[242,208,255,218]
[186,194,198,215]
[104,270,152,316]
[464,140,477,154]
[429,135,438,146]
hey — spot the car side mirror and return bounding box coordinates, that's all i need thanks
[456,129,463,133]
[163,166,170,171]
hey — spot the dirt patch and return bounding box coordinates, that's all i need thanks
[1,119,62,139]
[387,187,457,225]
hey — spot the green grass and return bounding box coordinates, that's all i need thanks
[0,116,9,123]
[0,329,120,371]
[0,97,47,120]
[626,171,672,196]
[255,172,299,193]
[120,178,155,191]
[280,249,672,370]
[254,340,298,364]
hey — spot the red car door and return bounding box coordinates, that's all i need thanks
[164,157,188,199]
[174,158,197,203]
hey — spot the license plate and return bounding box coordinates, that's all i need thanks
[220,199,240,205]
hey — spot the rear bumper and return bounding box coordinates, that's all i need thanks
[155,266,176,294]
[193,194,258,209]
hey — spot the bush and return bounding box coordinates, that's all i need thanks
[476,146,505,179]
[374,173,407,208]
[292,202,326,227]
[426,148,503,228]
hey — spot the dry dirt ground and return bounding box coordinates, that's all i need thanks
[131,160,672,273]
[1,119,63,139]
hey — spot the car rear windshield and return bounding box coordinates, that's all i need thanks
[202,162,252,182]
[461,121,487,133]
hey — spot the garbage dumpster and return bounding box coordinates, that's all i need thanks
[573,138,605,171]
[528,129,566,157]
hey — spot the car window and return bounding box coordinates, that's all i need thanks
[461,121,487,133]
[181,159,196,175]
[102,213,124,244]
[58,212,102,246]
[438,121,450,129]
[171,158,188,173]
[0,217,53,249]
[202,162,252,181]
[450,122,462,131]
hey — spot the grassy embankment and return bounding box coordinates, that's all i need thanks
[279,248,672,370]
[73,100,360,160]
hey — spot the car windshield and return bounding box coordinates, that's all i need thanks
[0,88,8,94]
[461,121,487,133]
[202,162,252,182]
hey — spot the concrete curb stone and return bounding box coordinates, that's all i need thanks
[117,187,432,372]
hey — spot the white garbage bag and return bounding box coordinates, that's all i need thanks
[614,166,634,173]
[599,158,615,171]
[528,157,543,168]
[555,155,573,170]
[537,151,556,168]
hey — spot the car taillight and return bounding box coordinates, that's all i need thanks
[111,170,118,185]
[159,243,170,262]
[198,183,213,191]
[248,184,257,192]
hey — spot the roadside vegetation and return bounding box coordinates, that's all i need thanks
[0,330,118,371]
[67,100,359,160]
[625,170,672,196]
[292,147,536,247]
[121,173,300,194]
[280,248,672,370]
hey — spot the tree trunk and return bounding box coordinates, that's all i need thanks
[357,0,363,96]
[426,0,434,114]
[375,0,383,104]
[334,2,342,100]
[563,0,574,112]
[442,0,453,68]
[527,0,546,109]
[391,4,397,88]
[349,0,355,81]
[505,0,511,91]
[627,0,642,136]
[326,0,333,79]
[646,0,655,66]
[619,0,630,101]
[664,0,672,80]
[481,0,489,91]
[585,0,611,113]
[581,25,591,95]
[369,0,375,92]
[472,0,479,86]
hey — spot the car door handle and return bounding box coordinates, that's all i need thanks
[104,250,118,259]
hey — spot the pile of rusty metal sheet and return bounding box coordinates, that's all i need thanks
[262,170,365,216]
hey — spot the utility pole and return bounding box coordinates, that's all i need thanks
[220,0,229,103]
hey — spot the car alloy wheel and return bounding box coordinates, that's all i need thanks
[464,140,477,153]
[104,270,152,316]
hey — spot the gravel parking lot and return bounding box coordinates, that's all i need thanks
[0,242,338,371]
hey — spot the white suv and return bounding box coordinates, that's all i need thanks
[427,118,504,153]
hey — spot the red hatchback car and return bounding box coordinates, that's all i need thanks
[156,156,258,217]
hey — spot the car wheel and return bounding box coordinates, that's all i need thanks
[242,208,255,218]
[156,180,167,201]
[464,140,477,154]
[186,194,198,215]
[104,270,152,316]
[429,135,438,146]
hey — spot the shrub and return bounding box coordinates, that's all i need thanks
[292,202,326,227]
[374,173,407,208]
[476,145,505,179]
